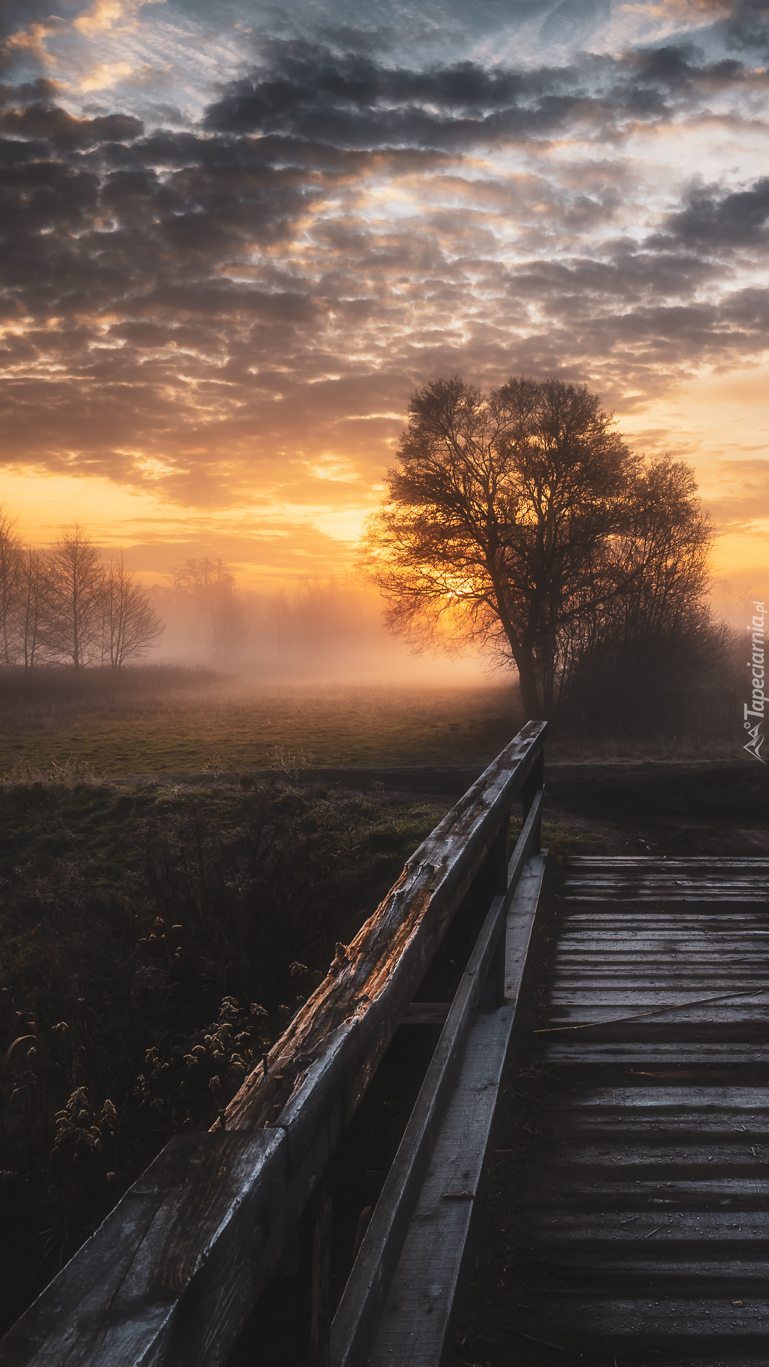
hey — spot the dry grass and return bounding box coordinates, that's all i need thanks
[0,768,448,1334]
[547,732,741,762]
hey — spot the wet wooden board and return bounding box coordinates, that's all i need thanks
[499,855,769,1364]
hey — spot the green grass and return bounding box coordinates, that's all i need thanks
[507,816,597,860]
[0,668,740,779]
[0,675,523,777]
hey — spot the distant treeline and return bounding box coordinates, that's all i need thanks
[0,506,743,739]
[0,514,401,680]
[151,558,400,670]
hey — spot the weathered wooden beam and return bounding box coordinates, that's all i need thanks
[329,789,544,1367]
[222,721,547,1142]
[0,1130,286,1367]
[353,854,548,1367]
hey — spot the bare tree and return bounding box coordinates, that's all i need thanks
[103,553,164,672]
[0,506,22,666]
[47,524,105,672]
[18,544,51,671]
[363,376,714,719]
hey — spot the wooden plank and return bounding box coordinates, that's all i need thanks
[539,1138,769,1165]
[543,1109,769,1137]
[544,1042,769,1062]
[509,1295,769,1339]
[505,852,547,1004]
[562,895,769,902]
[548,995,769,1011]
[275,789,541,1217]
[329,806,544,1367]
[565,858,769,867]
[551,973,769,985]
[544,1085,769,1107]
[554,952,769,961]
[364,1006,518,1367]
[338,854,545,1367]
[525,1211,769,1242]
[517,1175,769,1205]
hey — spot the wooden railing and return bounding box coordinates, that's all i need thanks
[0,721,546,1367]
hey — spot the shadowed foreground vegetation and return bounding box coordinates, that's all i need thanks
[0,768,449,1333]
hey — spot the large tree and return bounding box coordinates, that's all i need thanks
[363,376,714,718]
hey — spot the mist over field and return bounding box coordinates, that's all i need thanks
[144,571,487,685]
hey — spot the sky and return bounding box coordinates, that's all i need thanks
[1,0,768,605]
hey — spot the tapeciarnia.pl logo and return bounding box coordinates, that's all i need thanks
[744,600,766,763]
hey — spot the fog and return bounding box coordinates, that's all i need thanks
[710,573,769,635]
[144,568,489,687]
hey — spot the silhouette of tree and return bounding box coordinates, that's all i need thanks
[18,543,51,671]
[169,557,244,658]
[363,376,715,719]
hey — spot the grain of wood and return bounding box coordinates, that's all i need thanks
[329,820,544,1367]
[222,723,546,1135]
[482,855,769,1363]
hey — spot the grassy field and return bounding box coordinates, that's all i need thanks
[0,669,526,777]
[0,667,740,779]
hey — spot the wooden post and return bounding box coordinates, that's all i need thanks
[477,816,510,1007]
[310,1181,332,1367]
[521,747,544,854]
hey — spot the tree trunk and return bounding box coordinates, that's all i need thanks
[516,651,542,719]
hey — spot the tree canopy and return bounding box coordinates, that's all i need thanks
[362,376,718,721]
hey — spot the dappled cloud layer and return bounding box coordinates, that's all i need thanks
[1,0,768,581]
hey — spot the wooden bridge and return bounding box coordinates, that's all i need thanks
[2,725,768,1366]
[480,852,769,1363]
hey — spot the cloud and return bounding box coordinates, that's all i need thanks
[654,177,769,250]
[704,459,769,529]
[0,10,768,530]
[0,99,142,143]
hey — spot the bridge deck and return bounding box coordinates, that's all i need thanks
[465,856,769,1365]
